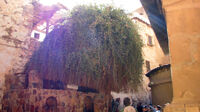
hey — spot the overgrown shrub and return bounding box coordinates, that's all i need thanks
[26,5,143,93]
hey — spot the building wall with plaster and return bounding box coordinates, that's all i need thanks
[112,7,170,107]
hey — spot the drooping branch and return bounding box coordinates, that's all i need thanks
[25,5,143,93]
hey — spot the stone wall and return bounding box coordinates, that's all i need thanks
[2,88,109,112]
[162,0,200,112]
[135,18,170,70]
[0,0,37,109]
[141,0,200,111]
[129,16,169,105]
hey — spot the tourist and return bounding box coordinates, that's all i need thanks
[42,96,59,112]
[148,105,156,112]
[142,105,149,112]
[123,97,136,112]
[136,102,143,112]
[108,97,114,112]
[83,96,94,112]
[156,105,162,112]
[149,105,162,112]
[112,98,120,112]
[131,98,137,108]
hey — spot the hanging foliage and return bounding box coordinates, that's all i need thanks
[25,5,143,93]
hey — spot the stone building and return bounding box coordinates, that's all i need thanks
[132,7,170,102]
[0,0,35,109]
[1,0,199,112]
[111,7,170,107]
[140,0,200,111]
[0,1,109,111]
[131,7,170,73]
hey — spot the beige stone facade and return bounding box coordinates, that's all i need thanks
[0,0,35,108]
[141,0,200,111]
[131,7,170,75]
[111,8,170,107]
[132,7,170,102]
[162,0,200,112]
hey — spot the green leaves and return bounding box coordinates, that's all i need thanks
[26,5,143,93]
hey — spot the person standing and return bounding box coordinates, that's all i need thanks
[83,96,94,112]
[112,98,120,112]
[149,105,162,112]
[136,103,143,112]
[123,97,136,112]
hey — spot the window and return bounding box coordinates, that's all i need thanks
[146,60,151,72]
[34,33,40,39]
[147,35,153,46]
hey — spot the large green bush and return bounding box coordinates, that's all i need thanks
[26,5,143,93]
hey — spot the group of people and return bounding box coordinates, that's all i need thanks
[136,103,162,112]
[83,96,162,112]
[111,97,162,112]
